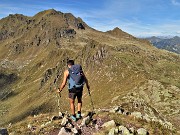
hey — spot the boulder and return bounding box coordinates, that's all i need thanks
[71,128,78,134]
[108,127,115,135]
[0,128,8,135]
[61,117,69,126]
[118,126,130,135]
[137,128,148,135]
[81,116,91,126]
[129,127,135,134]
[114,128,119,134]
[102,120,116,128]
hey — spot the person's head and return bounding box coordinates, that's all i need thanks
[67,60,74,68]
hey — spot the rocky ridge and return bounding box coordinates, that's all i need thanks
[0,9,180,134]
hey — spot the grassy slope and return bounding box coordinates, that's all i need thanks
[0,9,180,132]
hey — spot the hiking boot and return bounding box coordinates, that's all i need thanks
[70,115,77,122]
[76,113,82,119]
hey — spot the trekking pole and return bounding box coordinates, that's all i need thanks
[55,83,61,115]
[88,88,95,112]
[57,92,61,113]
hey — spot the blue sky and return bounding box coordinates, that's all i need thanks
[0,0,180,37]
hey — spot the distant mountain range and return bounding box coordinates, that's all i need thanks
[145,36,180,54]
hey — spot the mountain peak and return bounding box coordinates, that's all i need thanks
[112,27,123,32]
[107,27,134,39]
[33,9,62,19]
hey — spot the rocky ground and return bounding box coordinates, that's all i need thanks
[1,103,176,135]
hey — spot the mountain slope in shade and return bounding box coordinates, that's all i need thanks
[0,9,180,134]
[146,36,180,54]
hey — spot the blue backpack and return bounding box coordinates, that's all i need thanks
[68,64,85,89]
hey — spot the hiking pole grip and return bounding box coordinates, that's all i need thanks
[88,88,90,95]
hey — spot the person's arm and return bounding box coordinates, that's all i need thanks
[57,70,68,92]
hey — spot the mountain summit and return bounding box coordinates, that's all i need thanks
[0,9,180,134]
[107,27,134,39]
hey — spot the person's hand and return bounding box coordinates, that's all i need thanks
[57,88,62,93]
[87,85,90,94]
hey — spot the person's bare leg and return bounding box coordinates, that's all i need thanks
[69,98,75,115]
[77,97,82,112]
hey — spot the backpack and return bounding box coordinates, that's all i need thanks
[68,64,85,89]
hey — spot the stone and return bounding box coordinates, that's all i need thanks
[102,120,116,128]
[109,106,120,113]
[27,124,32,129]
[66,123,74,128]
[0,128,8,135]
[114,128,119,134]
[95,124,99,130]
[51,115,63,121]
[131,112,142,119]
[41,121,51,128]
[81,116,91,126]
[58,127,71,135]
[119,108,125,114]
[41,123,45,128]
[108,128,115,135]
[71,128,78,134]
[61,117,69,126]
[137,128,148,135]
[142,114,150,122]
[129,127,135,134]
[59,112,64,117]
[163,121,173,130]
[119,126,130,135]
[124,111,131,116]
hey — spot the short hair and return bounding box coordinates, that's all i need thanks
[67,60,74,66]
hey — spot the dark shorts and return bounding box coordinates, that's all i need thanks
[68,87,83,100]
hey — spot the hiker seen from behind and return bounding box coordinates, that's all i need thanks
[57,60,90,121]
